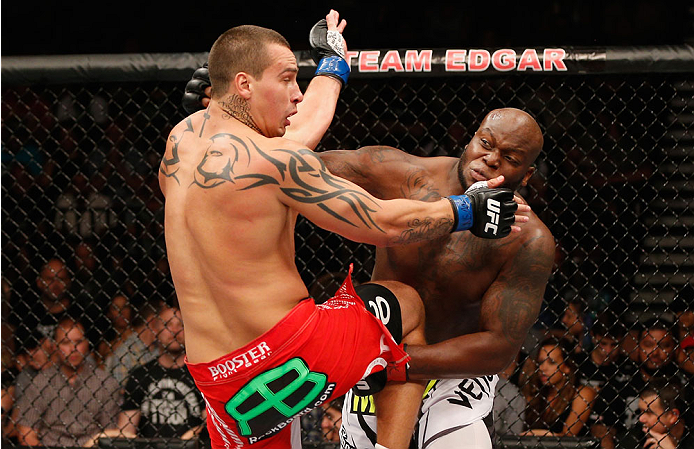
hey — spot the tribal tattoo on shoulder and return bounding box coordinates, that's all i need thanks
[191,131,386,232]
[160,117,198,185]
[161,126,454,243]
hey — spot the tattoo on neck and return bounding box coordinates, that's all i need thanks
[219,94,265,136]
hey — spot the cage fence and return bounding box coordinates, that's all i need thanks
[1,46,693,449]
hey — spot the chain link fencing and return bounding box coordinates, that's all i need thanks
[1,47,693,448]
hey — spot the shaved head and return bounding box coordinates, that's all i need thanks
[458,108,544,191]
[479,108,544,164]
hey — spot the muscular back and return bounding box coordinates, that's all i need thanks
[159,112,310,362]
[320,146,555,369]
[160,116,464,364]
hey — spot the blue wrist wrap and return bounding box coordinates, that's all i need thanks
[315,56,350,86]
[448,195,473,232]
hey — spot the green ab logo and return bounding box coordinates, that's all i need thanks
[225,357,329,437]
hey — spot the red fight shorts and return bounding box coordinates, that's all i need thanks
[186,268,409,449]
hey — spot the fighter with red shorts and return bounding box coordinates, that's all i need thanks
[186,267,409,448]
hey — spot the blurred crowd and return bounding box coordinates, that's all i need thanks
[1,64,691,449]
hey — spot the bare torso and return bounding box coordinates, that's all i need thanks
[368,159,544,344]
[373,232,510,343]
[159,115,464,365]
[159,111,309,363]
[320,146,553,354]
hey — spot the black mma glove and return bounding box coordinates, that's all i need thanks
[447,181,518,239]
[182,62,210,115]
[309,19,350,87]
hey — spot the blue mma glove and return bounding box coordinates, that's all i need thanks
[448,181,518,239]
[309,19,350,87]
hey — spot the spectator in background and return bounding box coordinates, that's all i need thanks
[116,303,205,439]
[675,335,694,431]
[2,329,53,445]
[2,278,17,421]
[321,395,344,443]
[2,278,15,374]
[618,317,684,440]
[493,351,526,435]
[9,258,75,341]
[573,311,628,449]
[70,237,110,307]
[622,290,694,363]
[678,336,694,376]
[621,377,693,449]
[621,326,642,363]
[14,317,120,447]
[103,298,160,389]
[522,336,596,437]
[671,287,693,342]
[553,296,592,354]
[95,293,133,369]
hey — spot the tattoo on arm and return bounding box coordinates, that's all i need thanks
[485,235,554,345]
[401,168,442,202]
[321,146,410,197]
[320,152,374,192]
[159,118,195,185]
[392,217,454,245]
[366,146,409,164]
[192,135,386,231]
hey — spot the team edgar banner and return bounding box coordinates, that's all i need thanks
[2,45,693,85]
[299,47,571,75]
[294,45,694,77]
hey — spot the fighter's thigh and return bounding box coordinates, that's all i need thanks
[355,280,425,341]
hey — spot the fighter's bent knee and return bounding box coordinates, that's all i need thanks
[367,280,424,336]
[355,282,404,342]
[354,282,414,397]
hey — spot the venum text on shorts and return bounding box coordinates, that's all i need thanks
[448,375,495,409]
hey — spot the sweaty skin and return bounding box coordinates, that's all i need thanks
[319,108,556,378]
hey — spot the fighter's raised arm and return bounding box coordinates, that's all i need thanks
[182,9,349,150]
[285,9,347,148]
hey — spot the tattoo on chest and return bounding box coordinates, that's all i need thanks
[413,233,496,299]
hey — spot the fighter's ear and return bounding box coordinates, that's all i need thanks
[520,165,536,187]
[460,144,468,156]
[234,72,253,99]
